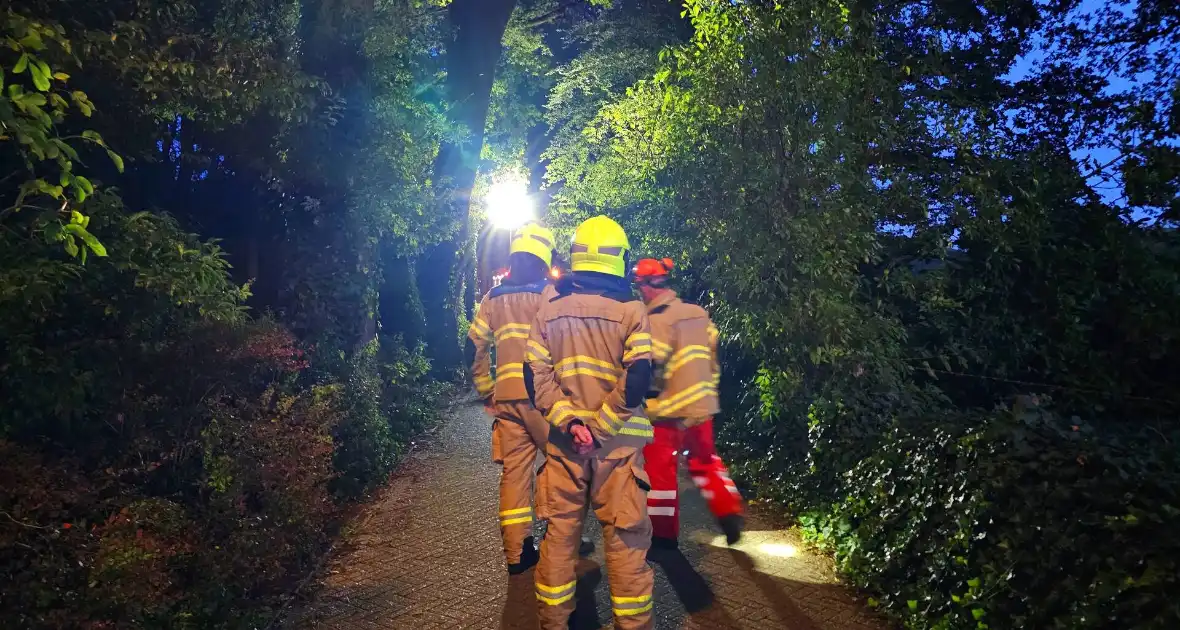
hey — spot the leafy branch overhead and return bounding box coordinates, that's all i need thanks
[3,11,122,261]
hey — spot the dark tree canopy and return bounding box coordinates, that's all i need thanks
[1,0,1177,627]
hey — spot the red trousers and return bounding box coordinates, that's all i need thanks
[642,418,743,539]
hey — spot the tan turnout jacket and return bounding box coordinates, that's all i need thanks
[645,291,720,426]
[526,276,655,458]
[469,280,557,442]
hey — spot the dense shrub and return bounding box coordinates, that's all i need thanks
[724,396,1180,629]
[0,194,440,626]
[330,336,446,498]
[0,322,337,628]
[0,316,441,628]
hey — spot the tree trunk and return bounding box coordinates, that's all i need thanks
[418,0,518,376]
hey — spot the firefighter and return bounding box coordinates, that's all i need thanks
[468,222,560,575]
[632,257,744,549]
[526,215,655,629]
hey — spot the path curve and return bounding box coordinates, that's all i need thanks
[288,401,886,629]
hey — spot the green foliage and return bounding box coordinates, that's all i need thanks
[0,2,448,626]
[1,11,122,261]
[546,0,1180,628]
[776,400,1180,629]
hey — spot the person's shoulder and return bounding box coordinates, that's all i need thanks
[622,298,649,320]
[670,298,709,321]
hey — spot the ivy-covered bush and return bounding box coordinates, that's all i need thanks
[724,395,1180,630]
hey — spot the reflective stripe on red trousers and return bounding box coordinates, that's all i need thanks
[642,418,742,539]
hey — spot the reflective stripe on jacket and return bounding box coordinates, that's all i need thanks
[645,291,720,426]
[469,280,557,402]
[526,272,654,457]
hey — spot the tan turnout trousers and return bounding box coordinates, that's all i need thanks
[527,275,656,629]
[535,449,654,628]
[492,403,548,564]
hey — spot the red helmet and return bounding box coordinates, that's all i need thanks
[633,257,674,284]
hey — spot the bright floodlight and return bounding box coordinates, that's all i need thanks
[485,178,535,230]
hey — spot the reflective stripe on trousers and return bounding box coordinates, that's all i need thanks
[535,450,654,630]
[491,417,542,565]
[643,423,683,539]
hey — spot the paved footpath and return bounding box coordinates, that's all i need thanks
[288,401,887,630]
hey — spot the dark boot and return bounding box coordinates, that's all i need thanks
[507,536,539,575]
[578,537,595,556]
[719,514,744,545]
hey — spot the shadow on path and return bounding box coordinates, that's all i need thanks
[729,548,821,630]
[570,562,604,630]
[648,547,714,613]
[501,572,537,629]
[288,401,887,629]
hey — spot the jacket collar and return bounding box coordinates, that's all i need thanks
[645,290,680,314]
[555,272,635,301]
[489,279,550,298]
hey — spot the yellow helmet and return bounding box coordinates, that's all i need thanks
[510,222,555,268]
[570,215,631,277]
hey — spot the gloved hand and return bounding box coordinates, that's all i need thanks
[569,422,594,454]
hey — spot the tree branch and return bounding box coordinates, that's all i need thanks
[523,0,580,28]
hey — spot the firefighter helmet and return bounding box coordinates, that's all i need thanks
[569,215,631,277]
[633,257,674,284]
[510,222,555,268]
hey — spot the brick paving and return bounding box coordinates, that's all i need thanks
[287,401,887,629]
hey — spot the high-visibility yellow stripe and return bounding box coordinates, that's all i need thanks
[622,346,651,363]
[611,594,653,604]
[555,355,619,373]
[474,373,494,395]
[547,401,572,424]
[650,381,716,417]
[618,416,653,437]
[625,332,652,347]
[560,367,620,383]
[496,362,525,383]
[470,317,492,338]
[665,346,712,377]
[669,344,710,363]
[501,516,533,526]
[657,386,716,418]
[614,601,653,616]
[652,338,673,361]
[496,323,531,341]
[537,592,576,606]
[597,405,622,435]
[655,379,715,408]
[536,580,577,594]
[666,350,711,376]
[499,506,532,516]
[547,401,595,426]
[527,339,551,362]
